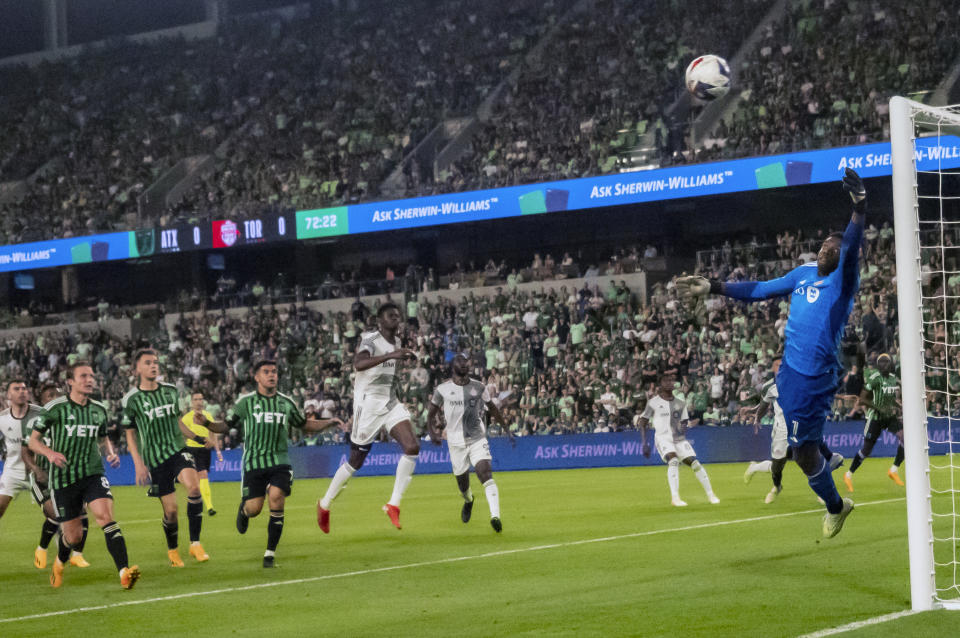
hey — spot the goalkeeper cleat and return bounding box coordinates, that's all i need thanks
[843,471,854,493]
[34,547,47,570]
[888,468,905,486]
[744,462,760,484]
[383,504,402,530]
[822,498,854,539]
[167,549,184,568]
[461,498,474,524]
[50,558,65,588]
[829,453,845,472]
[708,493,720,505]
[208,508,217,516]
[69,552,90,568]
[120,565,141,590]
[263,555,276,569]
[490,517,502,533]
[189,542,209,562]
[317,503,330,534]
[671,497,688,507]
[236,503,249,534]
[764,486,782,504]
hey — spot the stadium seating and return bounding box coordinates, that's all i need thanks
[698,0,960,161]
[2,0,957,236]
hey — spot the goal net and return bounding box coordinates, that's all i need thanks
[891,97,960,611]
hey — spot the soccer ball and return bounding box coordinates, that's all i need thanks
[685,54,731,101]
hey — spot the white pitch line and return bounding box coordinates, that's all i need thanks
[0,497,905,625]
[796,609,925,637]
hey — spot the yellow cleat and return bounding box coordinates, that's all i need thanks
[189,543,209,562]
[168,549,185,567]
[888,468,905,486]
[120,565,141,590]
[843,471,854,493]
[69,552,90,568]
[50,558,65,588]
[34,547,47,569]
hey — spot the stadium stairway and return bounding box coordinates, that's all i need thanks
[684,0,789,155]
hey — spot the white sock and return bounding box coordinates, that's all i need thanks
[692,460,715,496]
[388,454,418,507]
[483,479,500,518]
[461,487,474,503]
[320,463,356,509]
[667,459,680,499]
[264,549,275,558]
[889,464,899,473]
[752,460,773,473]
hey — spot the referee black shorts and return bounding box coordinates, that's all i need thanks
[190,447,212,473]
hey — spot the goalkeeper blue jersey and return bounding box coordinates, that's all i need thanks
[723,219,863,377]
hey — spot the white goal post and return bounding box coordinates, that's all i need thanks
[890,96,960,611]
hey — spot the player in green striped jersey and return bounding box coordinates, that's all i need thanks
[204,360,342,567]
[27,362,140,590]
[123,349,209,567]
[21,382,92,570]
[843,353,904,491]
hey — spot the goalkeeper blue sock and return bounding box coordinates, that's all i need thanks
[807,457,843,514]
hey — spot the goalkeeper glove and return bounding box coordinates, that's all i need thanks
[674,275,711,303]
[842,167,866,207]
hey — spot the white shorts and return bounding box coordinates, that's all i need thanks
[771,419,788,459]
[0,469,30,499]
[656,436,696,463]
[351,402,412,447]
[449,438,492,476]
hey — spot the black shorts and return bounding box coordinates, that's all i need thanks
[52,474,112,522]
[241,465,293,501]
[190,447,212,473]
[864,415,903,441]
[149,449,197,498]
[30,474,50,507]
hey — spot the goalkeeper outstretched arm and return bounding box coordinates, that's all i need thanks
[676,168,866,304]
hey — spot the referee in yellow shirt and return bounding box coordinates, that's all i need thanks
[182,390,222,515]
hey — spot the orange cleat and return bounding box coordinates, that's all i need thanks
[50,558,65,588]
[843,471,854,493]
[383,504,402,530]
[189,543,209,562]
[168,548,184,567]
[888,468,905,486]
[317,503,330,534]
[69,552,90,568]
[34,547,47,570]
[120,565,141,590]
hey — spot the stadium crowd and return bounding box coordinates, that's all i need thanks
[0,218,921,452]
[2,0,956,242]
[417,0,775,194]
[698,0,960,161]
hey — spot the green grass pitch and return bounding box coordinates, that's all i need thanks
[2,461,960,637]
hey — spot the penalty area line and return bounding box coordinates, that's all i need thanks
[796,608,925,637]
[0,497,904,625]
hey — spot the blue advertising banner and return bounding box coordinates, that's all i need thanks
[3,137,959,272]
[0,230,131,273]
[338,135,960,236]
[7,420,935,486]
